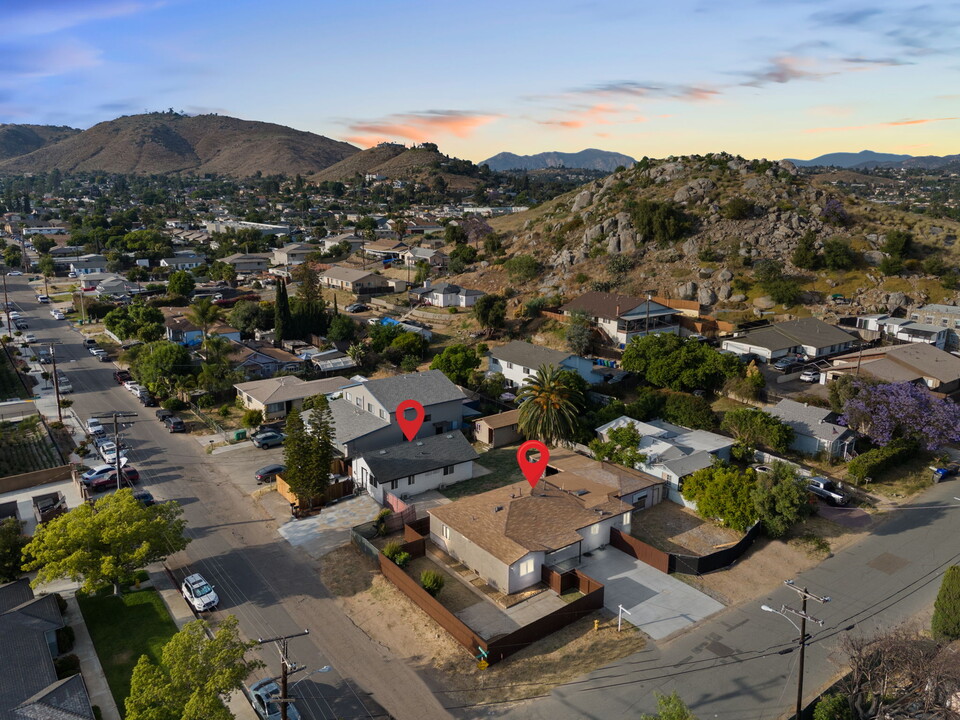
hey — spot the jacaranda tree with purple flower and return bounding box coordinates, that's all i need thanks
[840,380,960,450]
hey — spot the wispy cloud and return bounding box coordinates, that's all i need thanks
[0,40,102,82]
[811,8,882,27]
[740,55,830,86]
[567,81,719,102]
[343,110,498,146]
[4,1,163,36]
[538,104,624,129]
[804,117,958,133]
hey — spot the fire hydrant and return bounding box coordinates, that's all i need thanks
[594,619,600,632]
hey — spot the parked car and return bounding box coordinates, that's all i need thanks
[752,465,773,474]
[156,408,173,422]
[99,441,128,464]
[83,338,98,347]
[125,383,146,396]
[96,353,110,362]
[85,418,105,436]
[67,272,77,278]
[254,464,286,484]
[14,319,28,330]
[251,430,285,449]
[133,490,156,506]
[20,334,37,344]
[6,271,22,276]
[345,303,368,313]
[181,573,218,612]
[807,476,850,506]
[114,370,133,384]
[52,311,65,320]
[799,368,820,383]
[773,357,798,372]
[80,460,128,485]
[8,311,22,319]
[163,416,186,433]
[106,467,140,487]
[90,347,107,358]
[36,295,50,304]
[138,392,157,407]
[249,678,301,720]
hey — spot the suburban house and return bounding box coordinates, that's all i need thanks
[560,291,680,348]
[273,243,316,266]
[474,409,522,448]
[909,304,960,350]
[220,253,271,273]
[234,375,356,420]
[362,239,407,261]
[848,314,949,349]
[0,579,95,719]
[305,369,466,458]
[227,340,305,377]
[319,233,364,253]
[204,220,290,236]
[318,266,392,295]
[596,416,735,506]
[159,253,205,270]
[400,246,448,268]
[825,343,960,396]
[721,318,855,362]
[548,448,666,510]
[410,281,485,308]
[429,476,633,594]
[69,255,108,275]
[767,399,856,459]
[487,341,600,389]
[163,313,241,347]
[353,431,478,503]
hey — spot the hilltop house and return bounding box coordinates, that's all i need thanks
[304,369,466,458]
[487,341,600,389]
[362,239,407,261]
[560,291,680,348]
[909,304,960,350]
[234,375,355,420]
[400,246,448,268]
[352,431,478,503]
[721,317,855,362]
[767,399,855,458]
[410,281,485,308]
[848,314,949,349]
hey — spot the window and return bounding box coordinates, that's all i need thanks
[424,414,432,422]
[443,465,455,476]
[355,397,362,407]
[519,558,534,575]
[943,318,949,327]
[389,479,398,490]
[441,524,450,540]
[407,476,415,485]
[926,316,934,324]
[345,392,351,401]
[367,403,373,413]
[590,524,600,535]
[622,512,631,525]
[379,409,385,419]
[506,361,513,369]
[523,366,530,374]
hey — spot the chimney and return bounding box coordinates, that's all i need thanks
[423,279,431,290]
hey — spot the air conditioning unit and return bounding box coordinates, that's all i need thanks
[400,493,410,500]
[437,484,447,490]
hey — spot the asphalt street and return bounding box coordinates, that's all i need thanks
[4,277,452,720]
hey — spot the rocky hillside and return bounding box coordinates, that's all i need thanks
[312,142,481,189]
[0,124,80,161]
[0,113,358,177]
[460,152,960,322]
[481,149,636,172]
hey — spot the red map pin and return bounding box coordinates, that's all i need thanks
[517,440,550,489]
[396,399,425,441]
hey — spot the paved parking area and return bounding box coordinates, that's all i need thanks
[456,587,567,640]
[278,495,381,558]
[579,546,724,640]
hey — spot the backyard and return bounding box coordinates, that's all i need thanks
[77,588,179,714]
[440,444,525,500]
[0,417,61,477]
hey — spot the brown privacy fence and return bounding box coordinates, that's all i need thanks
[612,523,763,575]
[0,464,73,494]
[275,476,355,511]
[367,522,606,666]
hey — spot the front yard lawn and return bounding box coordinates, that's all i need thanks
[77,589,179,713]
[441,445,525,500]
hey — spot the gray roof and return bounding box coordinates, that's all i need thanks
[234,375,354,405]
[357,431,478,483]
[737,318,854,352]
[768,399,852,442]
[362,370,465,412]
[14,675,94,720]
[885,343,960,382]
[661,450,716,478]
[320,266,379,283]
[319,397,389,444]
[917,303,960,315]
[489,341,572,369]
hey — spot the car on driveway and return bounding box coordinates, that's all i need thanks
[37,295,50,304]
[799,368,820,383]
[251,430,285,449]
[344,303,368,313]
[114,370,133,384]
[807,476,850,506]
[254,464,286,484]
[773,357,798,371]
[181,573,218,612]
[163,416,186,433]
[6,271,22,276]
[249,678,301,720]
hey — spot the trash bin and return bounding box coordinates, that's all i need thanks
[233,429,247,442]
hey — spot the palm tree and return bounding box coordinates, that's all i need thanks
[185,298,222,340]
[517,364,584,446]
[347,342,367,366]
[201,334,231,367]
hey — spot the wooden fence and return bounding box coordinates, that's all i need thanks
[610,528,671,573]
[612,523,762,576]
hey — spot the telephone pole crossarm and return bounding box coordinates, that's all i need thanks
[255,630,309,720]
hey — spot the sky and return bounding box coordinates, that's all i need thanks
[1,0,959,163]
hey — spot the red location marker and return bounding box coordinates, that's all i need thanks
[396,399,425,441]
[517,440,550,489]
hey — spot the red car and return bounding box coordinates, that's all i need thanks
[89,467,140,491]
[114,370,133,384]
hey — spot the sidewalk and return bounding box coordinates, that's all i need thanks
[66,594,121,720]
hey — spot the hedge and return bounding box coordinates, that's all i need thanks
[847,438,917,483]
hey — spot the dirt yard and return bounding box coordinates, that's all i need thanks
[631,502,743,555]
[320,545,647,707]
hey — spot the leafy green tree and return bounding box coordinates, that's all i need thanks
[626,199,692,244]
[931,565,960,640]
[167,270,195,297]
[450,244,478,264]
[186,298,223,340]
[444,224,467,245]
[813,693,854,720]
[589,425,646,467]
[720,197,754,220]
[292,263,322,304]
[38,255,56,277]
[720,408,793,452]
[3,246,22,267]
[503,255,541,282]
[138,322,165,343]
[126,616,262,720]
[368,322,405,352]
[0,517,26,582]
[791,231,819,270]
[640,691,698,720]
[621,334,743,393]
[430,344,481,385]
[390,331,427,358]
[208,260,237,285]
[241,409,262,429]
[22,489,189,594]
[822,238,856,270]
[131,341,192,390]
[565,310,592,355]
[228,301,270,337]
[327,314,356,342]
[883,229,913,258]
[472,294,507,333]
[878,256,904,276]
[32,236,56,255]
[517,364,585,445]
[750,462,811,537]
[682,465,757,532]
[662,393,717,430]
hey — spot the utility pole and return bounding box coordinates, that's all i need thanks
[1,265,11,333]
[781,580,830,720]
[256,629,309,720]
[46,341,64,423]
[92,412,137,490]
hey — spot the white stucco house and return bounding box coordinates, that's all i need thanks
[487,341,599,389]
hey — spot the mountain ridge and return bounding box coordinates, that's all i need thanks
[787,149,960,170]
[0,124,81,161]
[481,148,636,172]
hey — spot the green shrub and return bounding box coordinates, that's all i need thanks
[373,508,392,536]
[240,409,263,429]
[847,438,917,483]
[392,551,411,568]
[53,653,80,679]
[197,394,215,408]
[447,307,458,314]
[626,199,692,244]
[813,693,854,720]
[721,197,754,220]
[162,397,187,412]
[503,255,541,282]
[524,297,548,318]
[56,625,75,653]
[218,404,231,418]
[932,565,960,640]
[420,569,445,596]
[382,541,403,561]
[574,272,589,284]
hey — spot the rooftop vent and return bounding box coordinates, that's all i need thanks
[416,441,424,446]
[445,434,453,439]
[493,505,504,512]
[379,450,387,454]
[573,489,589,496]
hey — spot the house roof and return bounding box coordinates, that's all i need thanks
[429,479,631,565]
[221,253,270,264]
[357,431,478,483]
[488,340,572,369]
[364,239,407,252]
[768,399,852,443]
[560,291,669,320]
[319,397,389,444]
[14,675,94,720]
[869,343,960,382]
[736,318,854,352]
[476,409,519,429]
[410,282,484,298]
[917,303,960,316]
[320,266,380,283]
[228,340,302,365]
[234,375,354,405]
[548,448,663,497]
[361,369,465,412]
[278,243,315,253]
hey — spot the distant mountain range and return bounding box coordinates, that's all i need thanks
[481,149,636,172]
[787,150,960,170]
[0,113,358,177]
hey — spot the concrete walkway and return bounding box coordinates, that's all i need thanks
[277,494,381,558]
[67,595,121,720]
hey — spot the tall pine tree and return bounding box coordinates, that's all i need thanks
[281,403,333,511]
[273,279,291,346]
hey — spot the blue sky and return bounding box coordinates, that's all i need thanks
[1,0,958,162]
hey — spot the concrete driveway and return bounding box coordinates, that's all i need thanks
[579,546,724,640]
[277,494,381,558]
